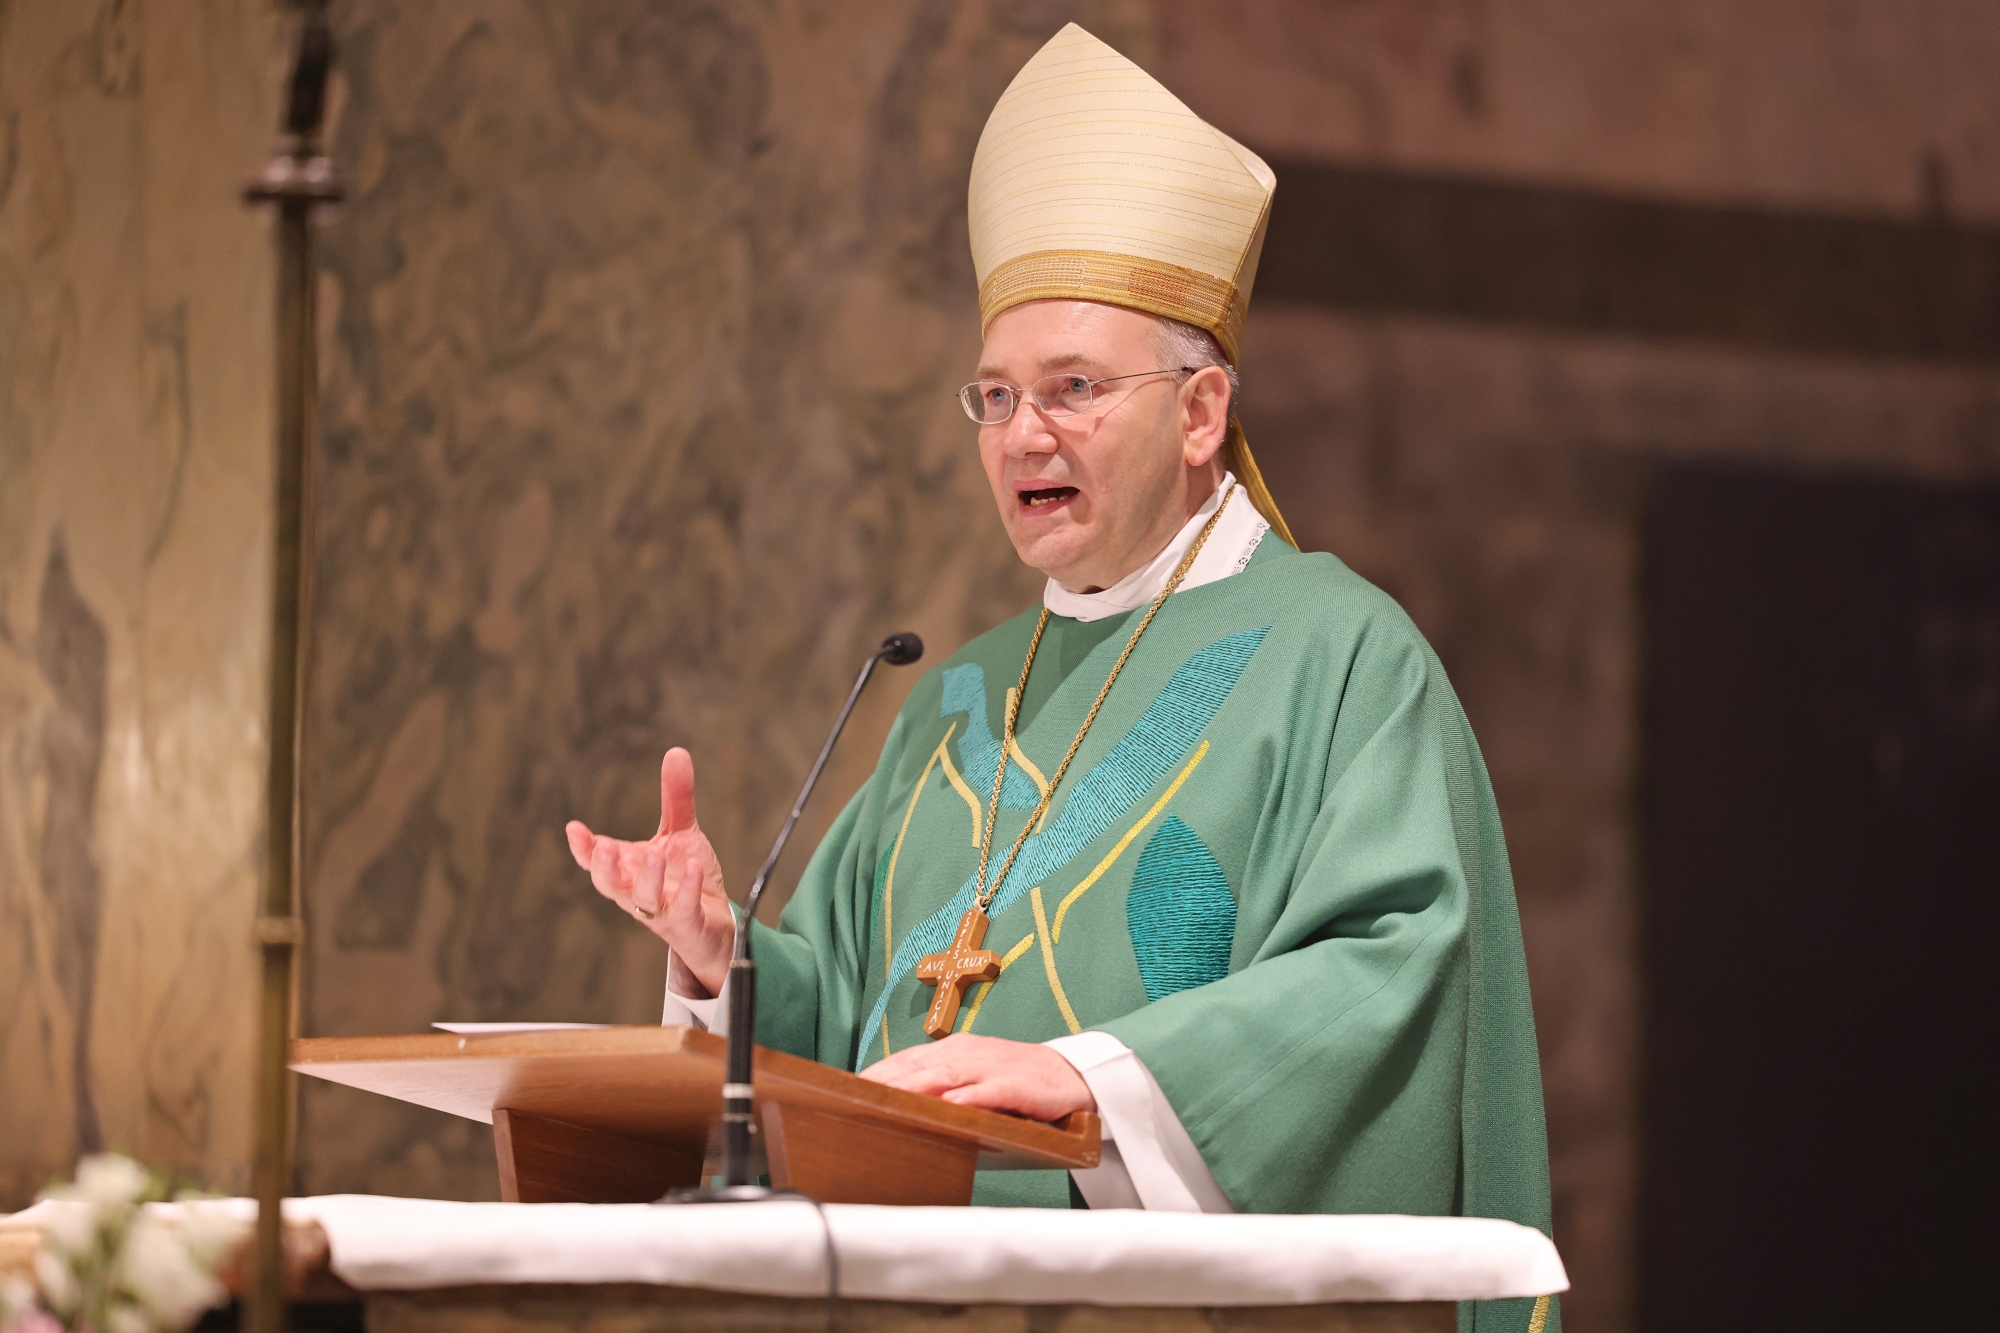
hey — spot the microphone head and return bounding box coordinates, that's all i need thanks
[879,632,924,666]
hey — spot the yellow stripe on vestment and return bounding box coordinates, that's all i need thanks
[1001,689,1049,791]
[1050,739,1210,944]
[1031,886,1082,1034]
[958,933,1037,1033]
[881,724,954,1060]
[943,734,1213,1040]
[936,733,984,846]
[1004,687,1051,831]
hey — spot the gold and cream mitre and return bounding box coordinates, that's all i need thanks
[969,23,1292,543]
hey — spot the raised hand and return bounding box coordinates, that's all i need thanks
[566,747,735,996]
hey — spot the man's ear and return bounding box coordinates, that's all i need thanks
[1180,366,1231,467]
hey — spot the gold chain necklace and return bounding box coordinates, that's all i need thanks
[914,489,1235,1038]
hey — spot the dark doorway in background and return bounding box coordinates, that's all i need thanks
[1640,462,1995,1332]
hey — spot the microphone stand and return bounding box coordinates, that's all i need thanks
[243,5,341,1332]
[666,631,923,1203]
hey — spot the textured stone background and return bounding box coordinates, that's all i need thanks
[4,4,1998,1332]
[0,0,280,1212]
[294,0,1149,1200]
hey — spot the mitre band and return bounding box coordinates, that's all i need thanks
[978,250,1246,365]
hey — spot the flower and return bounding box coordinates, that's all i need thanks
[15,1157,231,1333]
[28,1252,77,1321]
[116,1216,225,1330]
[32,1205,94,1263]
[71,1159,149,1213]
[102,1303,150,1333]
[164,1200,243,1274]
[4,1307,64,1333]
[3,1274,41,1328]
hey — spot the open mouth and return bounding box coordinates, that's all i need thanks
[1017,485,1079,512]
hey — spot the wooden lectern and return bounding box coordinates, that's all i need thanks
[291,1026,1100,1206]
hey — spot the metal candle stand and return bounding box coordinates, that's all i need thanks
[243,5,341,1332]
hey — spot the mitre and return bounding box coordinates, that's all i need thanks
[968,23,1293,544]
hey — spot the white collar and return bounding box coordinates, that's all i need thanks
[1042,473,1270,623]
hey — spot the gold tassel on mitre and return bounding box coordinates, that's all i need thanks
[1224,419,1297,549]
[968,23,1297,546]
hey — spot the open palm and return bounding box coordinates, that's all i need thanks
[565,747,735,995]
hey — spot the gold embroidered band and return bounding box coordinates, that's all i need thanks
[979,250,1248,364]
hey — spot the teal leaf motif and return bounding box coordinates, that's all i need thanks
[1127,816,1236,1002]
[940,663,1041,810]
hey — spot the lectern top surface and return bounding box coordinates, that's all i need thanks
[289,1024,1098,1171]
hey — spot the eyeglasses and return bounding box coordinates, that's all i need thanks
[956,367,1192,426]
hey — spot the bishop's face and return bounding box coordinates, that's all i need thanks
[973,300,1228,593]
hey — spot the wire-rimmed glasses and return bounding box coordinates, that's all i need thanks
[956,366,1192,426]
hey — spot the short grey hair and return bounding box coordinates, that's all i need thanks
[1150,316,1241,422]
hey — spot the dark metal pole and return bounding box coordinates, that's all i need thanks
[244,6,340,1332]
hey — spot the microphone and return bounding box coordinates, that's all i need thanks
[879,631,923,667]
[671,632,924,1200]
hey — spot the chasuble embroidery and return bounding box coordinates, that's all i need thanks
[856,626,1272,1066]
[1127,815,1237,1002]
[739,536,1555,1300]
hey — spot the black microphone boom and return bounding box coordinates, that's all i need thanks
[672,632,923,1200]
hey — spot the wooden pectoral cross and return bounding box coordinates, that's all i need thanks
[915,908,1003,1039]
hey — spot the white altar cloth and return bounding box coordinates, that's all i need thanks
[8,1195,1567,1307]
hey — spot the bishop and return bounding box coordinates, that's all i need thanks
[566,24,1558,1333]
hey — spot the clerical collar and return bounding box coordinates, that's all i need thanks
[1042,473,1270,623]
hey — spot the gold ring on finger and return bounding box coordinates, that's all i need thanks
[632,904,657,920]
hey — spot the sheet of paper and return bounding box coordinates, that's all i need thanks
[430,1022,614,1034]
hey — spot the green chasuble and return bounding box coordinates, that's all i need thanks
[749,538,1557,1333]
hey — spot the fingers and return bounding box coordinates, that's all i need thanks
[585,837,672,931]
[571,758,726,969]
[584,824,725,968]
[631,848,666,919]
[866,1057,968,1098]
[862,1035,988,1091]
[936,1063,1088,1120]
[857,1044,930,1085]
[866,1053,1018,1107]
[660,851,698,930]
[657,747,700,837]
[658,844,735,994]
[865,1046,1024,1108]
[587,838,628,907]
[939,1081,1025,1111]
[565,821,596,869]
[858,1036,1096,1121]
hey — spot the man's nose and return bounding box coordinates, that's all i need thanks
[993,398,1060,457]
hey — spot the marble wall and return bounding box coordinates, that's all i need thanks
[0,0,281,1205]
[293,0,1150,1200]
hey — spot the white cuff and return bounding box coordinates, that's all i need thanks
[1045,1031,1234,1213]
[661,920,736,1034]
